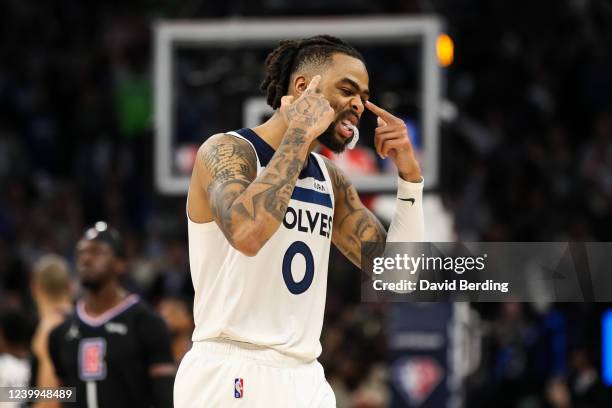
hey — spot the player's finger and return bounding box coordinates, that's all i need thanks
[374,125,396,137]
[365,100,396,123]
[377,116,387,127]
[375,123,410,140]
[381,138,409,158]
[374,128,404,154]
[375,132,400,159]
[305,75,321,93]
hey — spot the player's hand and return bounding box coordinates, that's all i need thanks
[365,100,422,182]
[279,75,335,140]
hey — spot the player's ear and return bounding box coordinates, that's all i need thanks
[292,75,309,96]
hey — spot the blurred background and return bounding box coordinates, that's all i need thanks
[1,0,612,407]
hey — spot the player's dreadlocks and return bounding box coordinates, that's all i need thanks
[260,35,364,109]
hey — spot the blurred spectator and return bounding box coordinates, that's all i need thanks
[492,303,535,381]
[569,349,606,408]
[30,254,73,408]
[0,308,35,407]
[546,377,572,408]
[158,297,193,363]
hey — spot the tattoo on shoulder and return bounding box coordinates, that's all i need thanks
[201,135,257,184]
[200,135,257,241]
[199,130,309,243]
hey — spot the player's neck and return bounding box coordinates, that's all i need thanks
[84,282,127,317]
[252,112,319,155]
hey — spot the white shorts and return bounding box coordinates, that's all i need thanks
[174,339,336,408]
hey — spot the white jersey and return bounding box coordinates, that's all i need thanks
[188,128,335,362]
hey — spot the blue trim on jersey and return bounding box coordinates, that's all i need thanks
[291,186,333,209]
[234,128,275,165]
[234,128,326,181]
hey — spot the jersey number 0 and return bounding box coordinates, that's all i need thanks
[282,241,314,294]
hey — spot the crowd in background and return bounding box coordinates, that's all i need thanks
[1,0,611,407]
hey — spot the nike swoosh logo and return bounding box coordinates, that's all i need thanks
[399,198,415,205]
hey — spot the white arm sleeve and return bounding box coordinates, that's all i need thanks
[387,177,425,242]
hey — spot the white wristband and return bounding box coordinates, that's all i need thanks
[397,176,424,198]
[387,176,425,243]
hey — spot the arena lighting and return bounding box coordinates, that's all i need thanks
[436,33,454,67]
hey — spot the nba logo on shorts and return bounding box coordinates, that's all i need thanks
[234,378,244,399]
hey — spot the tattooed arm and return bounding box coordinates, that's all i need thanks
[196,75,335,256]
[325,156,424,269]
[328,100,424,268]
[198,128,309,256]
[325,157,387,268]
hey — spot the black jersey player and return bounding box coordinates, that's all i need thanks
[48,222,175,408]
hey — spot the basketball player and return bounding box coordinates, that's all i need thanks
[48,222,175,408]
[175,35,424,407]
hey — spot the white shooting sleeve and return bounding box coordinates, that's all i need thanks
[386,176,425,242]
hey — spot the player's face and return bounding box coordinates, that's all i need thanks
[76,239,118,291]
[316,53,370,153]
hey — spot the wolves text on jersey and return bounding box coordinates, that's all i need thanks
[282,206,332,238]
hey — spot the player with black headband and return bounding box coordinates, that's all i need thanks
[48,222,175,408]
